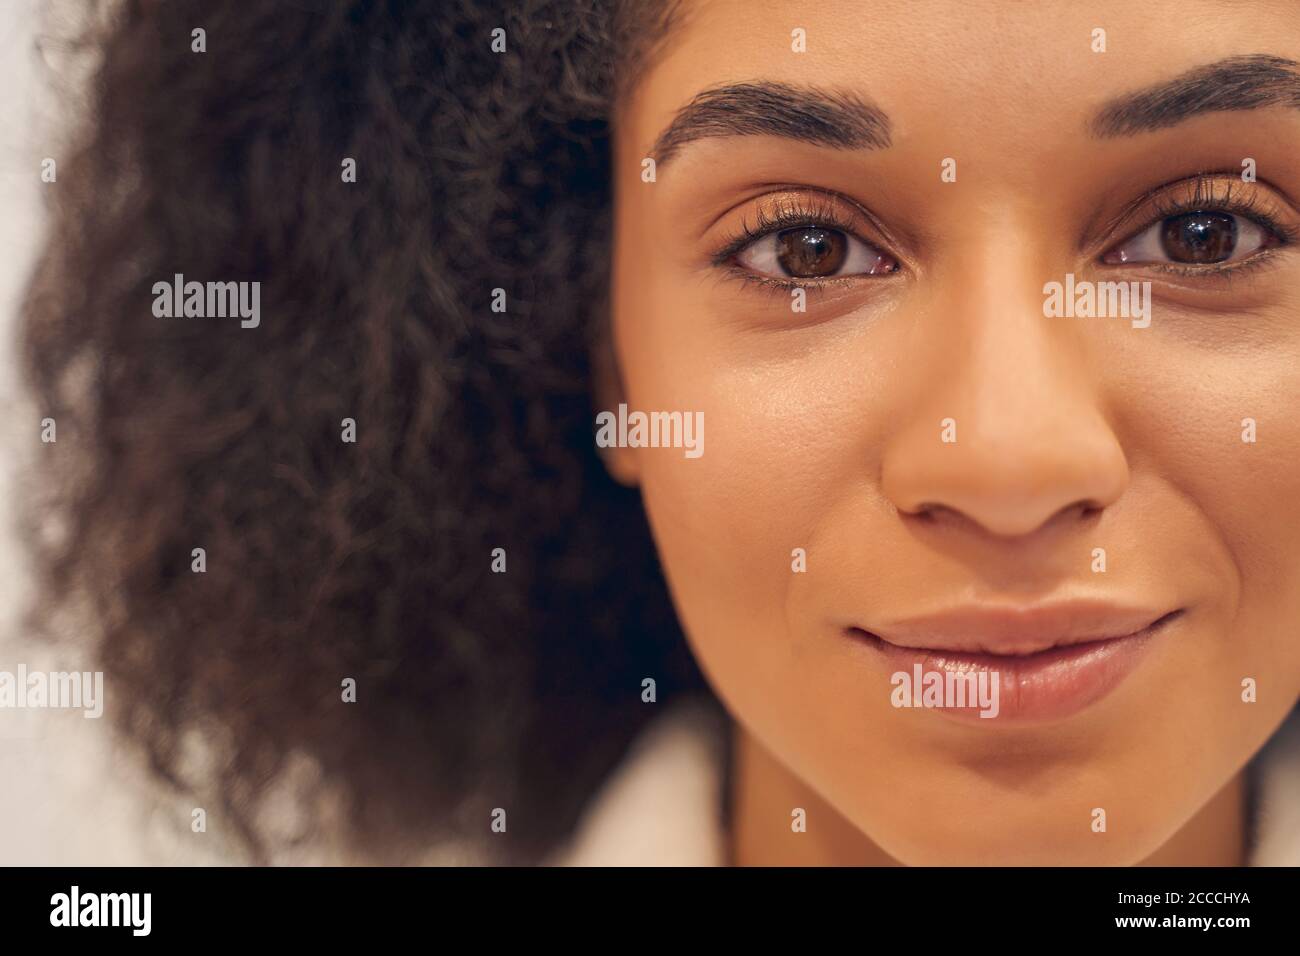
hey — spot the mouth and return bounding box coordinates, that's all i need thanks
[846,604,1185,723]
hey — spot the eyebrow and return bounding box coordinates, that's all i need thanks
[649,81,891,167]
[1091,54,1300,137]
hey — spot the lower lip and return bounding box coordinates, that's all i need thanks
[850,612,1181,723]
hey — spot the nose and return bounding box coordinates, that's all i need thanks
[879,263,1129,539]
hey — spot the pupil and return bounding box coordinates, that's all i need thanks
[776,227,847,277]
[1160,212,1237,264]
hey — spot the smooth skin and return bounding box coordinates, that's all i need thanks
[605,0,1300,865]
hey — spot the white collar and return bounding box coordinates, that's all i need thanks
[554,696,728,866]
[1250,708,1300,865]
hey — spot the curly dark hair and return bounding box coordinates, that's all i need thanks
[21,0,705,863]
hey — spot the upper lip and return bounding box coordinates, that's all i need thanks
[863,600,1179,657]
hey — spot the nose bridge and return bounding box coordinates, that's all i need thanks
[880,219,1129,538]
[955,250,1080,451]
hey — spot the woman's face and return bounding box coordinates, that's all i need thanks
[608,0,1300,864]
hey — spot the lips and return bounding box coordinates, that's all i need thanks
[849,602,1184,722]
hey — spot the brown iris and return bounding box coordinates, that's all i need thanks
[776,227,848,277]
[1160,212,1237,264]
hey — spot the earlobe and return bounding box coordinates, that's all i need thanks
[599,440,640,487]
[592,326,640,487]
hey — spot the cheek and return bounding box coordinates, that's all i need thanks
[612,292,905,815]
[614,300,888,654]
[1122,339,1300,692]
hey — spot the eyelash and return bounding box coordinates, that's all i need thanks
[710,196,882,292]
[1111,176,1298,278]
[712,176,1297,290]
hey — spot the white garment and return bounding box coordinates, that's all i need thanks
[560,698,1300,866]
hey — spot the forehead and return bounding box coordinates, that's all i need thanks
[621,0,1300,159]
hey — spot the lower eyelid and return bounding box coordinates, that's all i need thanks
[1107,247,1289,285]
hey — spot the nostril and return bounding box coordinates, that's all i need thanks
[1072,500,1107,521]
[908,502,945,522]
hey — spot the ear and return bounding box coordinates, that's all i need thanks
[592,326,639,487]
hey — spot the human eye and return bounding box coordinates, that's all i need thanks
[713,193,900,285]
[1100,175,1296,275]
